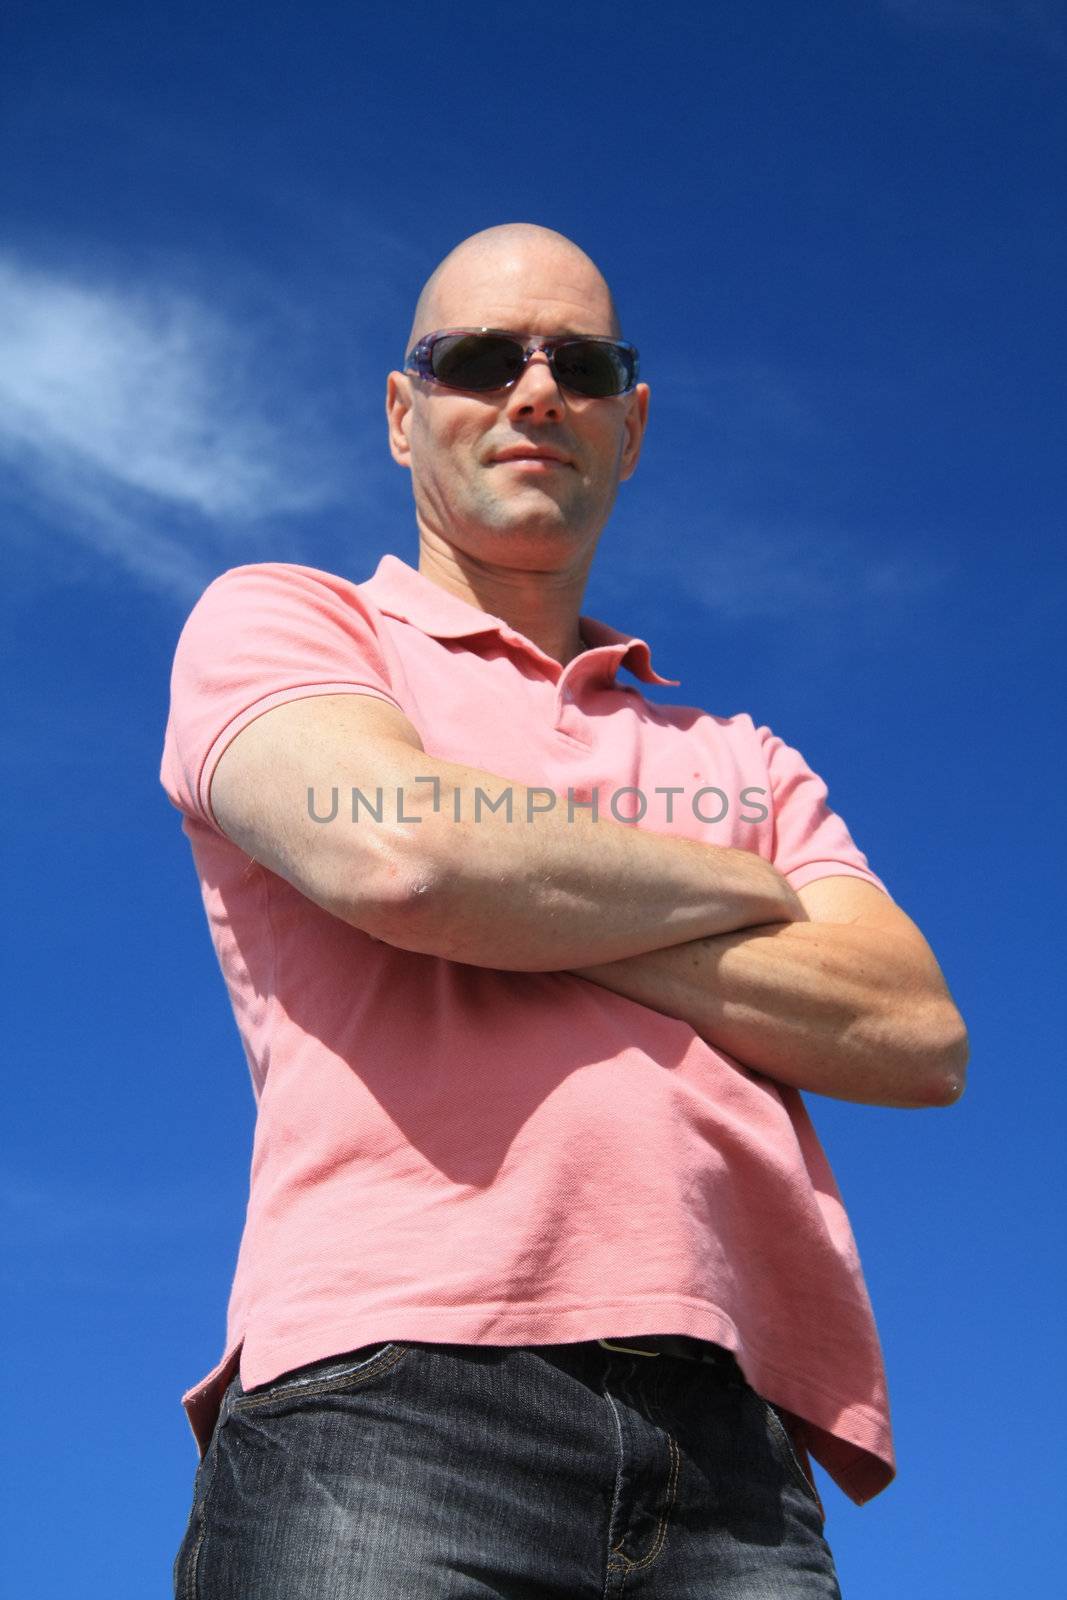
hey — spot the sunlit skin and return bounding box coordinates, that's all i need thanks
[377,224,969,1107]
[385,226,650,666]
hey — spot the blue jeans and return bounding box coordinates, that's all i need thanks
[173,1337,842,1597]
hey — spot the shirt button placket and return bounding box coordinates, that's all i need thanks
[555,677,590,743]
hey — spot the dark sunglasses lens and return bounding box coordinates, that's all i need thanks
[553,341,632,397]
[431,334,524,390]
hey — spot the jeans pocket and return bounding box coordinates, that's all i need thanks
[172,1391,234,1600]
[757,1396,826,1521]
[231,1342,410,1410]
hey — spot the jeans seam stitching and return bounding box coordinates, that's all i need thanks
[603,1385,630,1575]
[232,1344,408,1410]
[762,1397,824,1517]
[604,1377,680,1575]
[622,1431,680,1572]
[177,1387,233,1600]
[180,1517,207,1600]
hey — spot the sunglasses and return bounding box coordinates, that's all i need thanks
[404,328,640,399]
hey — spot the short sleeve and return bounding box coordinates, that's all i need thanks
[160,562,404,833]
[758,724,891,898]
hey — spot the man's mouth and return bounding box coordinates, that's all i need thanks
[490,446,573,469]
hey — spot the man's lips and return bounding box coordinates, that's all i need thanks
[490,447,573,468]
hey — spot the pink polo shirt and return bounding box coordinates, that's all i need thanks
[160,552,896,1505]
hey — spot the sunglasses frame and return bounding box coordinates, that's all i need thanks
[403,327,640,398]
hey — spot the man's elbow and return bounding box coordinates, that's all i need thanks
[919,1001,970,1107]
[313,816,452,950]
[379,857,474,948]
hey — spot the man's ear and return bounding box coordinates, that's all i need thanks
[619,382,650,482]
[385,372,414,468]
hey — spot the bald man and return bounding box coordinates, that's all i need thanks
[165,222,967,1597]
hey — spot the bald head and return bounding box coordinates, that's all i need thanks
[385,219,650,590]
[404,223,621,355]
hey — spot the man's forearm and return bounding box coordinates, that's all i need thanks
[231,696,804,972]
[570,920,969,1108]
[360,766,805,971]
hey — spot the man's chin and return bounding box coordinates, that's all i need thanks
[459,518,593,562]
[482,517,588,545]
[482,492,592,535]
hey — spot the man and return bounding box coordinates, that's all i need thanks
[164,222,968,1597]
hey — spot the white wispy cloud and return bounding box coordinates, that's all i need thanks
[0,255,371,598]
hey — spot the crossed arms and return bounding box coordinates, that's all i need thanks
[210,693,969,1110]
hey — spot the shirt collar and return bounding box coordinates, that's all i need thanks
[360,553,680,687]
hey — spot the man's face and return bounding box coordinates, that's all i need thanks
[386,242,649,570]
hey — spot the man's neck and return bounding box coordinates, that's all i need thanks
[416,541,592,667]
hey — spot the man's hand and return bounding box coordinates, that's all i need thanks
[570,875,969,1109]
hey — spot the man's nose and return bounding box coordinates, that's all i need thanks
[504,350,565,421]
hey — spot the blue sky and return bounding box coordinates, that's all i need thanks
[2,1,1063,1593]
